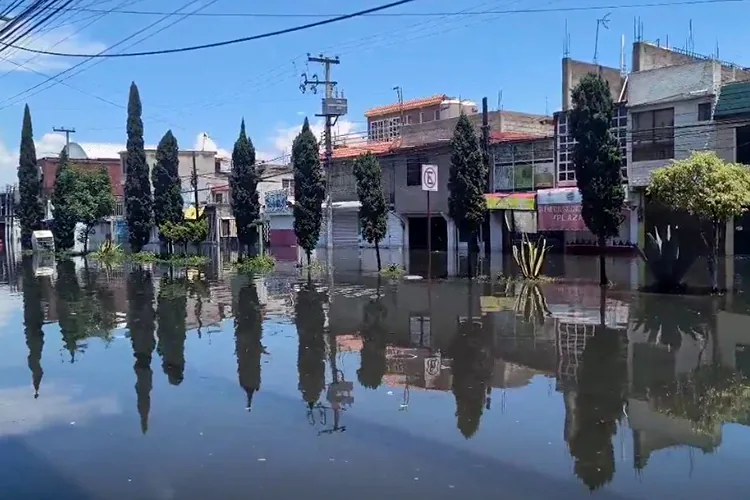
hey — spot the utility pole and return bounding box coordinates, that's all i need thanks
[480,97,491,258]
[191,151,200,216]
[53,126,75,153]
[300,54,345,262]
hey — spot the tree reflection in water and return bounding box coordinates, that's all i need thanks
[21,258,45,398]
[234,278,264,411]
[156,277,187,386]
[295,279,327,409]
[127,268,156,434]
[358,279,388,390]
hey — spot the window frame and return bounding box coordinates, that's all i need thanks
[632,107,675,162]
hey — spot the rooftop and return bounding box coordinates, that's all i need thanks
[489,131,550,144]
[364,94,447,118]
[329,140,402,160]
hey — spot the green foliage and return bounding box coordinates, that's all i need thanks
[52,147,77,251]
[358,288,388,390]
[127,268,156,434]
[295,280,327,407]
[91,240,124,265]
[635,225,697,291]
[234,281,264,409]
[293,118,325,263]
[21,258,45,397]
[648,151,750,223]
[152,130,183,247]
[569,73,625,241]
[380,263,406,279]
[160,218,208,254]
[448,113,487,250]
[234,254,276,274]
[129,251,157,264]
[124,82,153,252]
[73,166,116,253]
[353,152,388,270]
[18,104,44,249]
[230,119,261,254]
[155,276,187,385]
[511,235,549,280]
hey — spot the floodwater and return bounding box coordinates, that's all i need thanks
[3,255,750,499]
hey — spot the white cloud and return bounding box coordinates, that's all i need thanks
[269,118,361,160]
[0,23,106,72]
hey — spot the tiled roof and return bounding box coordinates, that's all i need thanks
[364,94,447,118]
[489,131,548,144]
[715,81,750,119]
[329,140,401,160]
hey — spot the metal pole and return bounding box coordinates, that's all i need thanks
[427,190,431,279]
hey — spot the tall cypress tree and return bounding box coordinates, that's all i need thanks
[124,82,153,252]
[292,118,325,265]
[448,113,487,278]
[230,119,261,257]
[570,73,625,287]
[51,146,77,251]
[18,104,44,249]
[353,152,388,271]
[152,130,183,252]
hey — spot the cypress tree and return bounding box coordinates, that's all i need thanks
[229,119,261,257]
[569,73,625,287]
[292,118,325,266]
[234,280,264,411]
[18,104,44,249]
[127,269,156,433]
[152,130,183,252]
[124,82,153,252]
[448,113,487,278]
[51,146,77,251]
[295,279,326,408]
[353,152,388,271]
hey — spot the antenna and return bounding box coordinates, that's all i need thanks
[497,90,503,111]
[594,13,611,64]
[620,34,627,76]
[545,96,549,116]
[563,19,570,57]
[687,19,695,55]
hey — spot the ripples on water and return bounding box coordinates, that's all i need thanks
[2,258,750,499]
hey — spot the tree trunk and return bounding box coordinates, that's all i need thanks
[710,221,720,293]
[375,239,382,272]
[598,235,607,287]
[306,250,311,267]
[599,286,607,327]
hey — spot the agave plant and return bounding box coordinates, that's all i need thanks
[512,234,549,280]
[635,225,696,292]
[513,282,551,326]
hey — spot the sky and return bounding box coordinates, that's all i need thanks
[0,0,749,185]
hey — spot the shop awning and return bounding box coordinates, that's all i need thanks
[715,81,750,119]
[484,192,535,211]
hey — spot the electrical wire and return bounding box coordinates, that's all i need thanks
[22,0,750,17]
[3,0,420,58]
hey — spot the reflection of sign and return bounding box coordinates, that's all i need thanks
[534,162,554,188]
[484,193,535,211]
[537,188,581,205]
[421,164,438,192]
[538,204,588,231]
[480,296,516,313]
[514,164,533,190]
[494,163,513,191]
[114,219,128,242]
[265,190,290,215]
[425,357,441,377]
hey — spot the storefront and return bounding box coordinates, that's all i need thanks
[536,187,635,254]
[484,192,537,254]
[265,189,297,261]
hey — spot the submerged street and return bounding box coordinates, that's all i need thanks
[1,254,750,499]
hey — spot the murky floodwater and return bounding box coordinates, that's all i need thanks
[3,256,750,499]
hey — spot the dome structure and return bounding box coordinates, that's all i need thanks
[64,142,88,160]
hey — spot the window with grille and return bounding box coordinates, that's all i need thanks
[368,117,402,142]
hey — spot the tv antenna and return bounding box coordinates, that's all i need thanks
[594,12,611,64]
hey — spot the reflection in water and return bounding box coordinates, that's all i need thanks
[233,278,264,411]
[21,259,44,398]
[567,326,627,491]
[156,277,187,386]
[358,280,388,390]
[295,279,326,409]
[127,269,156,434]
[10,257,750,498]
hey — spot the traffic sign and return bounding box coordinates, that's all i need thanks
[421,164,438,192]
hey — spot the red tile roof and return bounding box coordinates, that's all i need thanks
[329,140,401,160]
[364,94,447,118]
[489,131,548,144]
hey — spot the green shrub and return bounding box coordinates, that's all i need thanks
[235,254,276,274]
[380,263,406,278]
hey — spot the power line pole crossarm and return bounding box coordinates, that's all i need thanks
[53,126,75,153]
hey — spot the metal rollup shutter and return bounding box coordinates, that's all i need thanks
[333,211,359,248]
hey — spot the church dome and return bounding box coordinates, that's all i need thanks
[64,142,88,160]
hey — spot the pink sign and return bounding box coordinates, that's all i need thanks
[538,204,588,232]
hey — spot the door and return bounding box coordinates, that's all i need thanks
[333,211,359,249]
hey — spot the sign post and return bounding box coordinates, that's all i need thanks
[421,164,438,278]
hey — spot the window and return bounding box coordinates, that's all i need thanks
[368,117,402,141]
[557,113,577,184]
[434,109,440,121]
[406,154,427,186]
[213,192,224,204]
[406,114,413,125]
[698,102,712,121]
[632,108,675,162]
[221,219,230,237]
[612,105,628,180]
[282,178,294,192]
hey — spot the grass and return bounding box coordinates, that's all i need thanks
[380,263,406,279]
[498,273,560,284]
[157,254,210,266]
[234,254,276,274]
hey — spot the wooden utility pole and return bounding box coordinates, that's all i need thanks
[300,54,343,259]
[53,126,75,152]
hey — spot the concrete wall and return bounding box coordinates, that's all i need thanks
[561,58,624,111]
[632,41,750,83]
[628,60,721,107]
[394,148,452,214]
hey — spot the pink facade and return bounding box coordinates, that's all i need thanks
[270,229,296,247]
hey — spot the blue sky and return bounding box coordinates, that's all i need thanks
[0,0,748,184]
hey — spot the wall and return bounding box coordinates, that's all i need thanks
[628,60,720,107]
[561,58,624,111]
[632,41,750,83]
[329,157,396,204]
[39,157,123,197]
[394,148,451,214]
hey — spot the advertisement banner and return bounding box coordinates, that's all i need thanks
[533,162,554,188]
[513,164,533,190]
[538,204,588,231]
[493,163,513,191]
[484,192,536,211]
[537,187,581,205]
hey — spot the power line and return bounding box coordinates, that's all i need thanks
[25,0,749,17]
[3,0,419,58]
